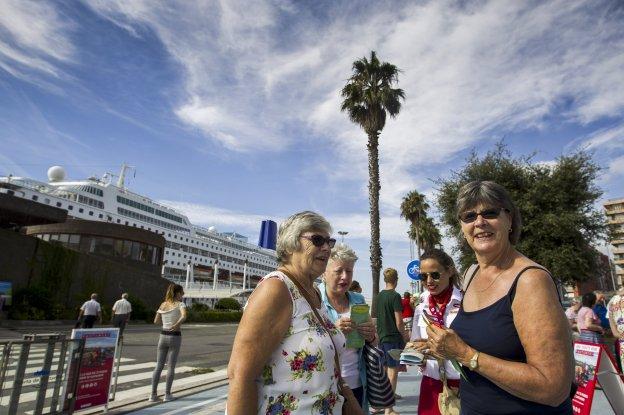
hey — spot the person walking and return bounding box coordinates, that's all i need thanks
[78,293,102,329]
[112,293,132,337]
[577,292,604,344]
[375,267,408,415]
[401,292,414,334]
[593,292,610,332]
[149,284,187,402]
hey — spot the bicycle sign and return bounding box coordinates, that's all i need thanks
[407,259,421,280]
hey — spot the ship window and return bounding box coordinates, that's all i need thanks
[121,240,132,258]
[89,211,94,216]
[125,221,129,225]
[98,214,103,219]
[32,195,38,201]
[68,205,73,210]
[56,202,62,207]
[117,219,120,224]
[44,198,50,204]
[79,208,84,213]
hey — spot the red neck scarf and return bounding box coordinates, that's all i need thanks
[428,285,453,327]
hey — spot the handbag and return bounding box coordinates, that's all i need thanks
[437,359,460,415]
[363,343,395,408]
[280,270,365,415]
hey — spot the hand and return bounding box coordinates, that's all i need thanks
[336,317,355,334]
[426,324,470,362]
[169,323,180,332]
[406,339,428,352]
[356,319,376,342]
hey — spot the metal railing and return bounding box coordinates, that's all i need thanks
[0,334,85,415]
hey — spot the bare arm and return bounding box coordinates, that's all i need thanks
[170,305,187,331]
[227,279,293,415]
[153,305,162,325]
[584,314,603,332]
[428,269,574,406]
[395,311,408,342]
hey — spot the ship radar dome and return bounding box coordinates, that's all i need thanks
[47,166,66,182]
[208,226,217,233]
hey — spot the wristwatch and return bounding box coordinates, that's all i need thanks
[469,351,480,370]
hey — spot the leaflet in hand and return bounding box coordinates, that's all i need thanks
[346,304,370,349]
[399,348,425,365]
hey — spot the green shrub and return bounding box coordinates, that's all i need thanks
[9,287,53,320]
[127,294,152,322]
[186,309,242,323]
[191,303,211,312]
[215,298,241,311]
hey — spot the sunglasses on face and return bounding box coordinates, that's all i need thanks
[419,271,442,281]
[458,207,510,223]
[301,234,336,248]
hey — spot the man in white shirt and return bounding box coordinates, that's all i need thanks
[78,293,102,328]
[112,293,132,336]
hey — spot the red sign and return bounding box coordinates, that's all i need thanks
[69,328,119,411]
[572,341,624,415]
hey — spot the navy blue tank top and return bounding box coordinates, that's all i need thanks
[450,266,572,415]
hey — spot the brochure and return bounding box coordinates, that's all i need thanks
[346,304,370,348]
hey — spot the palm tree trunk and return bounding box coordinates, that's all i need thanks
[367,132,382,316]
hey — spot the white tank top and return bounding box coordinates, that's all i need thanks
[158,302,186,330]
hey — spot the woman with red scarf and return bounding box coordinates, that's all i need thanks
[406,249,462,415]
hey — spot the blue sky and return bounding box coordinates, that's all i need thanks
[1,0,623,295]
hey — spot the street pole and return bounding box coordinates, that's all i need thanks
[213,261,219,291]
[243,259,248,291]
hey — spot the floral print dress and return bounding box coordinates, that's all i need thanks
[256,271,345,415]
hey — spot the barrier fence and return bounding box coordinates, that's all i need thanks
[0,333,85,415]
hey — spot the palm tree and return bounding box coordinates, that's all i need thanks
[341,51,404,309]
[401,191,429,258]
[408,216,442,253]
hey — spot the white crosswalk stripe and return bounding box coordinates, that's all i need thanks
[0,354,219,413]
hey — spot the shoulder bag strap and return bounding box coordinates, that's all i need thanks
[461,264,479,292]
[278,269,343,377]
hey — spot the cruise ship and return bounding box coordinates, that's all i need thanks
[0,165,277,293]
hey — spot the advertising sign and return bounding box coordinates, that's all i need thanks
[69,328,119,411]
[572,341,624,415]
[406,260,421,280]
[0,281,12,308]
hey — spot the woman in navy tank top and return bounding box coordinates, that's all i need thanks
[424,181,573,414]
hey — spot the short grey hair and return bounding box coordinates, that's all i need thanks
[329,243,358,263]
[122,293,129,299]
[456,180,522,245]
[276,211,333,264]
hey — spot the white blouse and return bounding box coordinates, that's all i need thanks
[158,302,186,330]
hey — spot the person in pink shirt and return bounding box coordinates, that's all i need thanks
[576,292,604,344]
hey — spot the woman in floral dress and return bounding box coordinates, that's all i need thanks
[227,211,345,414]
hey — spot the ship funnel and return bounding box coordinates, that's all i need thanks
[258,220,277,250]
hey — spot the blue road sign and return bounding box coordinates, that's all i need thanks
[407,260,421,280]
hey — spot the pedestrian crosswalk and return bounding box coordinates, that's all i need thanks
[0,347,225,414]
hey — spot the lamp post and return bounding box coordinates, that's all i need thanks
[338,231,348,244]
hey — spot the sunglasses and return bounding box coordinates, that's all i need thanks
[459,207,509,223]
[418,271,442,281]
[301,234,336,248]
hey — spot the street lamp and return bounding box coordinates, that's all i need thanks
[338,231,348,244]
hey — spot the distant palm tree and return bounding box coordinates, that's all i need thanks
[401,191,430,258]
[408,216,442,253]
[341,51,404,308]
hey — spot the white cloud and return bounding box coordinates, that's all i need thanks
[580,123,624,150]
[0,0,74,79]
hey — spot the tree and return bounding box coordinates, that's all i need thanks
[341,51,405,312]
[436,143,608,285]
[401,191,441,257]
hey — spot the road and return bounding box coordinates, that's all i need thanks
[0,322,239,369]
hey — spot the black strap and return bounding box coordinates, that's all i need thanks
[508,266,562,304]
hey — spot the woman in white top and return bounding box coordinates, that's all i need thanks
[406,249,462,415]
[149,283,187,402]
[227,211,347,414]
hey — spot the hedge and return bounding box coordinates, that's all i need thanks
[186,309,243,323]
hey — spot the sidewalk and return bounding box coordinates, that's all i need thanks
[123,366,617,414]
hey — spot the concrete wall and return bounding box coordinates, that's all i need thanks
[0,229,169,314]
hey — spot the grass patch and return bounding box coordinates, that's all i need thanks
[191,367,215,375]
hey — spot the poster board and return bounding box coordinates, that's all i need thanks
[572,341,624,415]
[68,328,119,411]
